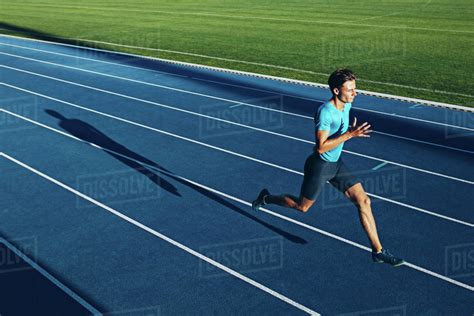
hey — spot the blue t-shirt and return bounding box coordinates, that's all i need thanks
[314,101,351,162]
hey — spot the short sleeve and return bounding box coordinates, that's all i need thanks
[315,107,332,131]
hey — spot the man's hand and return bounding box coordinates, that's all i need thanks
[349,117,372,138]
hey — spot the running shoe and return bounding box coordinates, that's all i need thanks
[252,189,269,211]
[372,249,405,267]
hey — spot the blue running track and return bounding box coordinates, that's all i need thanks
[0,35,473,315]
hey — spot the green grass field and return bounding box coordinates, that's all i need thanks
[1,0,473,107]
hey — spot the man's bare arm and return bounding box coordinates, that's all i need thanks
[316,117,372,154]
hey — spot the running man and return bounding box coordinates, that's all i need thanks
[252,69,404,266]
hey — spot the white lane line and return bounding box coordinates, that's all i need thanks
[0,37,317,104]
[1,33,472,113]
[1,43,473,130]
[2,65,473,183]
[193,77,322,102]
[0,35,205,82]
[194,77,474,145]
[0,152,320,316]
[0,97,299,176]
[0,237,102,315]
[2,34,472,100]
[3,2,473,34]
[0,66,311,144]
[1,137,473,292]
[365,194,474,227]
[355,107,474,132]
[0,50,310,119]
[0,42,190,78]
[0,30,315,79]
[1,98,473,228]
[0,40,445,117]
[365,131,473,155]
[191,78,474,144]
[343,149,473,183]
[2,49,473,157]
[403,262,474,292]
[371,162,389,171]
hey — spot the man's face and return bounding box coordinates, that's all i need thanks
[335,80,357,103]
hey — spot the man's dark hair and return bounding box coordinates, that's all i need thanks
[328,68,357,95]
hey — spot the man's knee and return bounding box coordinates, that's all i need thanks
[355,195,371,209]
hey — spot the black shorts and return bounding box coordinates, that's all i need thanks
[300,153,360,201]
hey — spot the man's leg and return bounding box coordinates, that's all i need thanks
[253,153,324,213]
[344,183,383,253]
[265,194,315,213]
[335,164,404,266]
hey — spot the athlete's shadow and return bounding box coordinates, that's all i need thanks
[45,109,181,197]
[45,109,307,244]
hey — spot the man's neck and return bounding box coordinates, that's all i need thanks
[330,97,345,111]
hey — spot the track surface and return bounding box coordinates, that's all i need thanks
[0,35,473,315]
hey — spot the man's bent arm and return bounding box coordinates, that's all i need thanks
[316,130,352,154]
[316,120,371,154]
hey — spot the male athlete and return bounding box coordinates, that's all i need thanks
[252,69,404,266]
